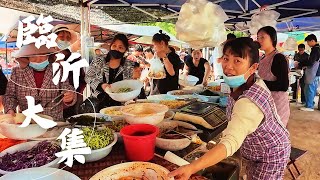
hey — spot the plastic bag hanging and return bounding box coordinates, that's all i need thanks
[148,53,166,79]
[283,37,297,51]
[175,0,228,49]
[248,10,280,35]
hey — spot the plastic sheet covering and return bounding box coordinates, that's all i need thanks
[176,0,228,49]
[248,10,280,35]
[284,37,297,51]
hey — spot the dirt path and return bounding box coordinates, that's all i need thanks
[284,103,320,180]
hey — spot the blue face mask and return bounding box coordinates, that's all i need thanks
[57,40,71,50]
[29,60,49,71]
[223,70,250,88]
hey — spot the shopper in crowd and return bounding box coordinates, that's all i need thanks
[152,31,180,94]
[52,26,86,118]
[183,49,211,86]
[291,43,309,103]
[257,26,290,126]
[295,34,320,111]
[4,44,77,120]
[209,33,236,80]
[169,37,290,180]
[0,67,8,113]
[85,34,142,109]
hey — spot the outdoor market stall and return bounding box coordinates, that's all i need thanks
[1,0,320,179]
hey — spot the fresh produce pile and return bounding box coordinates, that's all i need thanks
[68,115,106,126]
[82,127,114,150]
[0,141,60,171]
[116,87,132,93]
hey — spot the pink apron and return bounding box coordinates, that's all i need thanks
[258,51,290,127]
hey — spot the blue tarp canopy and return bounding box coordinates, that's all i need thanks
[276,17,320,32]
[89,0,320,26]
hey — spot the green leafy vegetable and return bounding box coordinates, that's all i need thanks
[116,87,132,93]
[82,127,114,150]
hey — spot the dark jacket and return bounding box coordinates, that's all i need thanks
[0,68,8,95]
[294,52,309,69]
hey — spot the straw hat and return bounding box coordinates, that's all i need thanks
[13,43,58,58]
[52,24,80,52]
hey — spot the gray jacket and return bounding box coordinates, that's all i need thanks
[85,55,134,98]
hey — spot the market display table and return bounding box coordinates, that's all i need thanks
[63,143,207,180]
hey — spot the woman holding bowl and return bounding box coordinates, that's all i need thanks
[85,34,141,110]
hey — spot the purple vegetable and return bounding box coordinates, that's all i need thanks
[0,141,61,171]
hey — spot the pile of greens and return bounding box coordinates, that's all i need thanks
[116,87,132,93]
[82,127,114,150]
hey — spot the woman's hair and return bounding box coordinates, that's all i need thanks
[223,37,260,65]
[111,34,129,51]
[152,30,171,45]
[258,26,277,48]
[144,47,154,54]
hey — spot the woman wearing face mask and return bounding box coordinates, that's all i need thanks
[53,25,81,53]
[3,43,77,120]
[169,38,290,180]
[257,26,290,127]
[152,31,180,94]
[85,34,141,109]
[183,49,211,86]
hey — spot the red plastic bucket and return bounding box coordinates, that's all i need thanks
[120,124,159,161]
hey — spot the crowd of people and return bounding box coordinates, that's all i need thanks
[0,24,319,179]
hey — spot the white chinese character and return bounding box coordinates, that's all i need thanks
[16,14,57,49]
[52,52,89,89]
[20,96,57,129]
[55,128,91,167]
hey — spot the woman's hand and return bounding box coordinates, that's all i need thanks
[101,83,111,91]
[202,80,208,87]
[168,165,195,180]
[63,92,75,104]
[157,50,167,59]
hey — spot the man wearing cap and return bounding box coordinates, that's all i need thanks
[4,43,77,120]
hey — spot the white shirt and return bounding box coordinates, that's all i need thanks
[209,45,223,78]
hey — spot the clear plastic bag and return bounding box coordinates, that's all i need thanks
[176,0,228,49]
[148,54,166,79]
[249,10,280,34]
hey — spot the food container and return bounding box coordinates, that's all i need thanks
[84,133,117,162]
[0,114,52,140]
[121,103,169,125]
[195,90,222,103]
[156,120,197,151]
[105,80,143,102]
[90,162,172,180]
[0,167,81,180]
[147,94,177,101]
[99,106,123,119]
[179,75,199,87]
[0,141,60,174]
[120,124,159,161]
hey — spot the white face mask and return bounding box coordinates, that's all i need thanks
[57,40,71,50]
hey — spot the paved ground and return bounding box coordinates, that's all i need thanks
[284,97,320,180]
